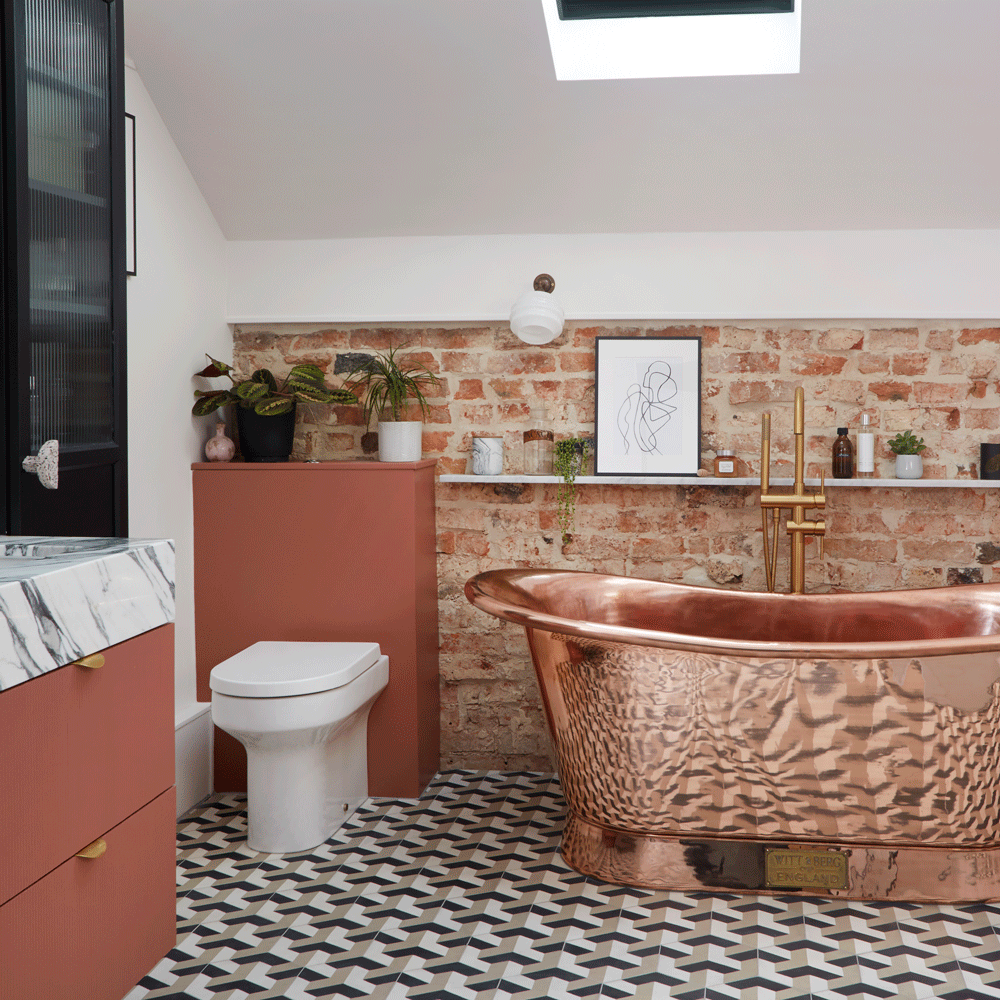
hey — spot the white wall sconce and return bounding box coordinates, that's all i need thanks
[509,273,565,345]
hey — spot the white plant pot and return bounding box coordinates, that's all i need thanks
[378,420,423,463]
[895,454,923,479]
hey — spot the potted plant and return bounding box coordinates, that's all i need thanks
[192,355,356,462]
[554,436,591,544]
[887,430,926,479]
[343,345,441,462]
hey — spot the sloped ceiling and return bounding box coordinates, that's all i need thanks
[124,0,1000,241]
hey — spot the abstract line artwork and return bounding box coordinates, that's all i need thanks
[595,337,701,476]
[616,360,678,456]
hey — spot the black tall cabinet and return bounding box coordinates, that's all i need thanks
[2,0,127,537]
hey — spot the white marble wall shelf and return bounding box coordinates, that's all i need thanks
[0,536,175,692]
[440,475,1000,488]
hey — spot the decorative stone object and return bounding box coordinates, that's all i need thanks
[472,437,504,476]
[21,438,58,489]
[205,421,235,462]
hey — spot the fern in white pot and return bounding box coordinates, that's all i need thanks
[344,346,441,462]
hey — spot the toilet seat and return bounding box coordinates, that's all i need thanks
[209,641,382,698]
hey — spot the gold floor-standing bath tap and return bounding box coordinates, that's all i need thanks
[760,387,826,593]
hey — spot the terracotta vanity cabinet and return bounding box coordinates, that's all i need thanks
[0,625,176,1000]
[193,460,440,797]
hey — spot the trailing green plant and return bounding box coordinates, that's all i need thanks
[887,430,926,455]
[192,355,356,416]
[343,344,442,426]
[554,437,591,545]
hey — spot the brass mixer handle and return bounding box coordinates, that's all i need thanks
[819,470,826,558]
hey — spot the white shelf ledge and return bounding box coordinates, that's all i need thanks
[439,475,1000,488]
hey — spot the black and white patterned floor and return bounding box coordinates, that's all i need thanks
[126,771,1000,1000]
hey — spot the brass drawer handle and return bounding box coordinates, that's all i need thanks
[75,838,107,859]
[74,653,105,670]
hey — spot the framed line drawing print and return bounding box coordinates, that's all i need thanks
[594,336,701,476]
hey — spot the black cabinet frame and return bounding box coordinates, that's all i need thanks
[1,0,127,536]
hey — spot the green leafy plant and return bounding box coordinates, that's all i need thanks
[554,437,591,545]
[343,345,442,427]
[192,355,356,416]
[887,430,926,455]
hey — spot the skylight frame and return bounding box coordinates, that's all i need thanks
[556,1,794,19]
[541,0,802,80]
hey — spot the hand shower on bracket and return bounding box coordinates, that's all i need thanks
[759,387,826,594]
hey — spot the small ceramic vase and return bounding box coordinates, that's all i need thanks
[205,420,235,462]
[895,454,923,479]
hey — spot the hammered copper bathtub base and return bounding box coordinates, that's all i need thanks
[562,814,1000,902]
[465,569,1000,904]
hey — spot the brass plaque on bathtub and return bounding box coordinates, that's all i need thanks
[765,848,848,890]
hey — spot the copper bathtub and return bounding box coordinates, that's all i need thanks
[465,568,1000,901]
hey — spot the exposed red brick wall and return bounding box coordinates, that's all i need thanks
[233,320,1000,770]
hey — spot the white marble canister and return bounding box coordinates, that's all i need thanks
[472,437,504,476]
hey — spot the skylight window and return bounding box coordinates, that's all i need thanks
[556,1,794,19]
[541,0,801,80]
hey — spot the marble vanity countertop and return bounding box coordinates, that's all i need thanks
[0,536,175,692]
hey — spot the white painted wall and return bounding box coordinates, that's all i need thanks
[124,63,230,720]
[227,230,1000,324]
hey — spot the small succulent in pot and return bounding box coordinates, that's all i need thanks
[192,355,356,416]
[886,430,926,455]
[887,429,926,480]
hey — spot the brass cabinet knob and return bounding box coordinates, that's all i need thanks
[74,653,105,670]
[75,838,107,859]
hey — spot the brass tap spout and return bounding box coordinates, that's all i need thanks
[759,387,827,593]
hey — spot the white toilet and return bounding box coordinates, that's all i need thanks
[210,641,389,854]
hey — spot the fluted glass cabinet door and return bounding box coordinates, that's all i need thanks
[3,0,127,536]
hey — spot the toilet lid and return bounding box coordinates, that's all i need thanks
[209,641,382,698]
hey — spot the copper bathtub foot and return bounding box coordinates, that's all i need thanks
[561,813,1000,902]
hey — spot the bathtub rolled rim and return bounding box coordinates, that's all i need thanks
[464,568,1000,661]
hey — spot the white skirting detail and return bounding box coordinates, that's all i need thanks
[175,702,212,818]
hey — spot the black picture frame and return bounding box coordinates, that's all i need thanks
[594,336,702,476]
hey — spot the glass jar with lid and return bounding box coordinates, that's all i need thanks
[714,450,738,477]
[523,405,554,475]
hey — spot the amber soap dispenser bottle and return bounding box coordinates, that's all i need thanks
[832,427,854,479]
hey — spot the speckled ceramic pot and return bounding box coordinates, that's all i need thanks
[205,421,235,462]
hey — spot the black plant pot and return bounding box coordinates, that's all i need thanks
[236,403,297,462]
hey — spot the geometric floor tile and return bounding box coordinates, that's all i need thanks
[123,771,1000,1000]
